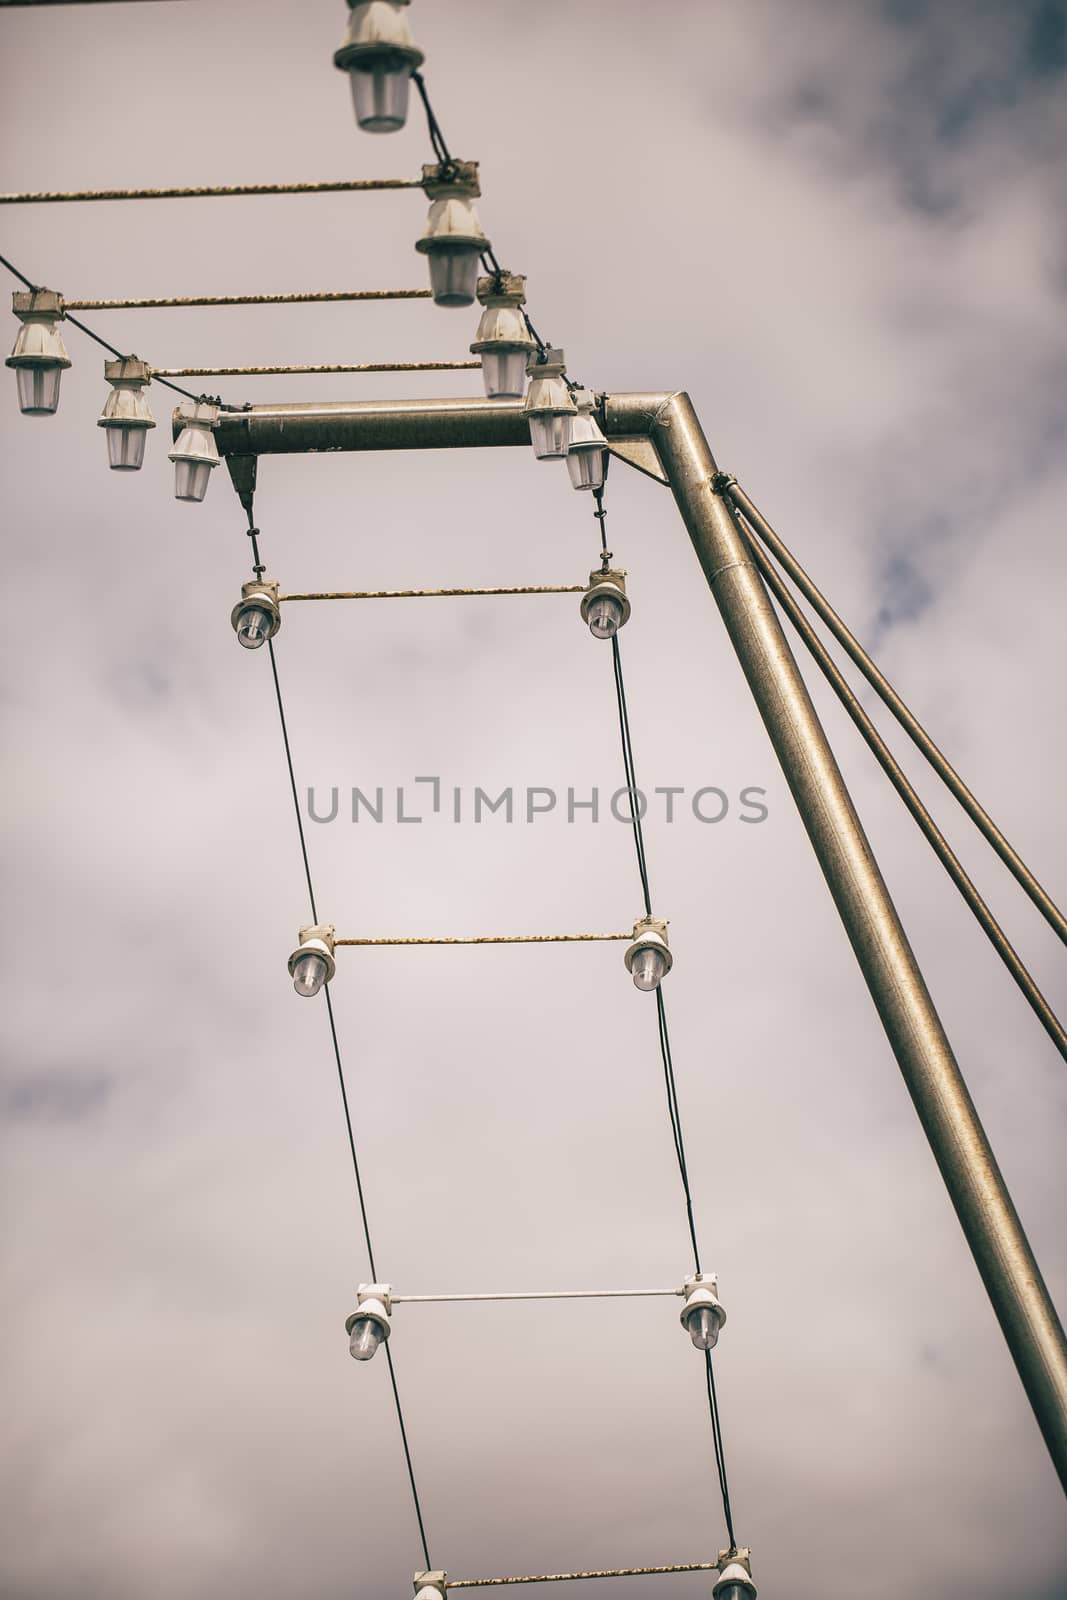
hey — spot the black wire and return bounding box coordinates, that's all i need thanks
[593,485,738,1555]
[408,76,549,357]
[252,508,433,1572]
[0,248,235,406]
[411,71,453,164]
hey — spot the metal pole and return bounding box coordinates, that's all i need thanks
[648,390,1067,1490]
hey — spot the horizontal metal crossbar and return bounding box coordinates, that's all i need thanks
[335,934,631,947]
[65,289,433,309]
[279,586,585,602]
[391,1288,682,1303]
[445,1564,720,1588]
[0,179,422,204]
[154,361,479,378]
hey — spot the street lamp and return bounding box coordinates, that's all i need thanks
[287,924,337,998]
[6,289,71,417]
[713,1551,756,1600]
[580,566,631,640]
[523,347,576,460]
[469,272,537,399]
[97,356,155,471]
[679,1272,726,1351]
[624,916,673,992]
[168,401,221,502]
[415,161,491,308]
[231,578,281,650]
[566,389,608,491]
[333,0,425,133]
[345,1283,393,1360]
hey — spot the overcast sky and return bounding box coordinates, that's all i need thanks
[1,2,1066,1597]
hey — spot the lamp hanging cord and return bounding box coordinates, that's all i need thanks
[591,484,737,1554]
[242,493,432,1573]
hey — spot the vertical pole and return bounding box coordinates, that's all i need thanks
[650,391,1067,1490]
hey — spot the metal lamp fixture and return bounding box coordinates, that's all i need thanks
[169,401,221,502]
[333,0,424,133]
[523,347,577,460]
[415,161,491,308]
[6,289,71,417]
[624,916,673,992]
[566,389,609,491]
[345,1283,393,1360]
[469,272,537,399]
[713,1550,756,1600]
[287,924,337,998]
[231,578,281,650]
[580,566,631,640]
[680,1272,726,1351]
[97,356,155,471]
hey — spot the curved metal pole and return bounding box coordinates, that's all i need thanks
[651,392,1067,1491]
[729,483,1067,948]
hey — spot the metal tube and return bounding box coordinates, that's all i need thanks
[729,483,1067,948]
[736,516,1067,1063]
[206,393,676,457]
[651,391,1067,1489]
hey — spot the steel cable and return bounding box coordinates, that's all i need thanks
[729,482,1067,948]
[591,483,738,1555]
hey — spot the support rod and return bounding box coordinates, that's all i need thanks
[729,483,1067,948]
[650,391,1067,1489]
[390,1288,682,1304]
[736,516,1067,1063]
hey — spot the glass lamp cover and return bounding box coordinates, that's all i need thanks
[631,946,667,991]
[685,1305,721,1350]
[16,364,62,416]
[292,952,328,998]
[714,1586,751,1600]
[349,1317,384,1360]
[350,55,413,130]
[481,348,529,400]
[587,593,625,640]
[236,604,275,650]
[427,244,481,307]
[107,425,147,472]
[568,442,607,491]
[528,413,571,460]
[174,459,212,503]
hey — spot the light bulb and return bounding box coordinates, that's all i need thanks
[235,603,276,650]
[349,1316,384,1361]
[631,946,667,992]
[106,425,148,472]
[684,1304,722,1351]
[292,951,329,998]
[586,592,625,640]
[715,1586,750,1600]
